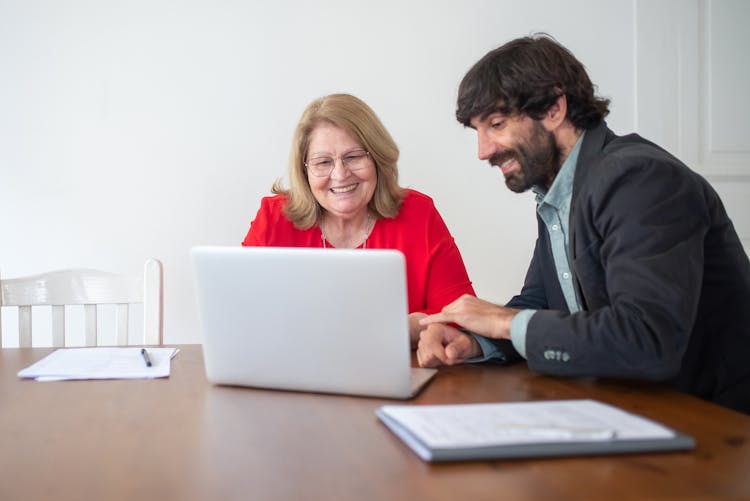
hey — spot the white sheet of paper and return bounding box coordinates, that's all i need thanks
[17,347,179,381]
[378,399,675,449]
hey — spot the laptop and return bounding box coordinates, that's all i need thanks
[190,246,437,398]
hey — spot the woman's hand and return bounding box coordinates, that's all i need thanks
[416,323,481,367]
[408,312,428,349]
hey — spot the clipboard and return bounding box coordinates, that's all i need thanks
[376,399,695,462]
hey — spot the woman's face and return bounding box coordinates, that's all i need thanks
[306,123,377,222]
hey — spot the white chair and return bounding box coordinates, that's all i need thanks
[0,259,163,347]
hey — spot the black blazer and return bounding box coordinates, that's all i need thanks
[500,122,750,413]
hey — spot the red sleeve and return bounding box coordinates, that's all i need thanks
[242,196,276,246]
[420,199,476,313]
[377,190,475,314]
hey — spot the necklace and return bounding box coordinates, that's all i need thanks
[321,213,374,249]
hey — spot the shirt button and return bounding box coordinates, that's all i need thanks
[562,272,571,280]
[552,224,559,231]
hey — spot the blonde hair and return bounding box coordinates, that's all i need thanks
[272,93,404,229]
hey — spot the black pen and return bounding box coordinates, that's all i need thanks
[141,348,153,367]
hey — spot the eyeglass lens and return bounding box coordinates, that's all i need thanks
[306,150,369,176]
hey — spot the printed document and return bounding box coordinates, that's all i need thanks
[17,347,179,381]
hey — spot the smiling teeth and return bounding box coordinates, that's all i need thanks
[499,159,515,173]
[331,184,357,193]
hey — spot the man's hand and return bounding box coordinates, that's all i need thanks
[416,323,481,368]
[419,294,519,340]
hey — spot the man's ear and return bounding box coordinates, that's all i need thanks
[542,94,567,131]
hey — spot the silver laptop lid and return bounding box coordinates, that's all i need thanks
[191,246,420,398]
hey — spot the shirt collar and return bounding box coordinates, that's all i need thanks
[532,131,586,207]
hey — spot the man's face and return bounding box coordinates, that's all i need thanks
[469,113,561,193]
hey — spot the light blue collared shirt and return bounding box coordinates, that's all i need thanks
[473,131,585,361]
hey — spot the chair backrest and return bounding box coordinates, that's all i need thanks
[0,259,163,347]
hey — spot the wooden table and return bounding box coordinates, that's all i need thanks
[1,345,749,500]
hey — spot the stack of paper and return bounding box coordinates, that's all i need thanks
[17,347,179,381]
[376,399,695,462]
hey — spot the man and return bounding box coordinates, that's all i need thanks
[417,34,750,414]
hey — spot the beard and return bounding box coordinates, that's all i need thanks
[489,120,561,193]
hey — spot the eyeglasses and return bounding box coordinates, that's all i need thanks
[305,149,370,177]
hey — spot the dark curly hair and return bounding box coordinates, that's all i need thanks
[456,34,610,129]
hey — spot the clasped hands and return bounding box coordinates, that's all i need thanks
[413,295,520,368]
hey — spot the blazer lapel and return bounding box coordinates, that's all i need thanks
[568,122,613,310]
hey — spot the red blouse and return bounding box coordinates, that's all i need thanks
[242,189,475,314]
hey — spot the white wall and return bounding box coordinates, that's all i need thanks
[1,0,747,344]
[635,0,750,250]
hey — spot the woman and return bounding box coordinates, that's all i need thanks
[242,93,474,346]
